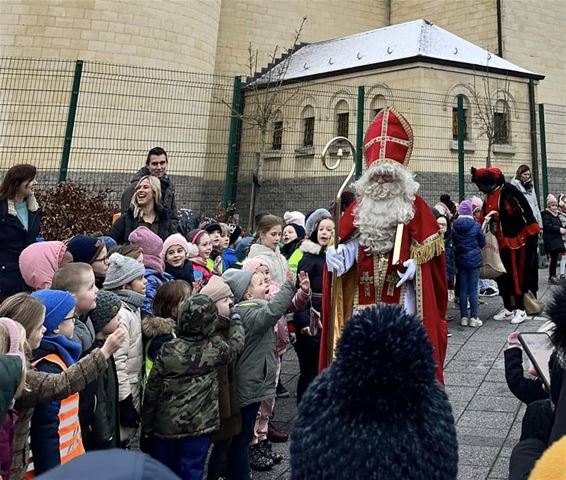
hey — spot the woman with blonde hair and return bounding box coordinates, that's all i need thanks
[110,175,174,243]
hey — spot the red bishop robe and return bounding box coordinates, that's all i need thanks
[319,194,449,384]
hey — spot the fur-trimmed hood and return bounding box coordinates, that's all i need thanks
[300,239,323,256]
[142,315,176,338]
[6,195,39,217]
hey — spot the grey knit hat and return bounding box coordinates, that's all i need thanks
[222,268,255,303]
[103,253,145,290]
[90,290,122,333]
[305,208,332,237]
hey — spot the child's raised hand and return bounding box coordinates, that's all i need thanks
[298,271,311,294]
[286,269,293,283]
[193,279,203,294]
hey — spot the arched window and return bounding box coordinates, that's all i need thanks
[370,94,387,119]
[271,111,283,150]
[452,95,471,141]
[302,105,315,147]
[494,99,510,144]
[335,100,349,137]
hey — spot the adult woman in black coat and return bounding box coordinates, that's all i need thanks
[541,194,566,284]
[111,175,173,243]
[0,164,42,302]
[294,209,334,404]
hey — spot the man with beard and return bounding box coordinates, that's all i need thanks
[320,107,448,383]
[471,167,540,325]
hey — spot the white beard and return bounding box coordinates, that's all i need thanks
[353,162,419,255]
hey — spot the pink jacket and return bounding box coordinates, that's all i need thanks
[19,241,68,290]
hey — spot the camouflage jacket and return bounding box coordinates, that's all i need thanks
[141,294,244,439]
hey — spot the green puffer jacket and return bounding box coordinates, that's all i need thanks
[142,294,245,439]
[235,281,302,407]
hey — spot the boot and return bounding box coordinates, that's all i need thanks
[259,440,283,464]
[267,422,288,443]
[250,443,274,471]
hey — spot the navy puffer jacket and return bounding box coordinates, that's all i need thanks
[452,216,486,270]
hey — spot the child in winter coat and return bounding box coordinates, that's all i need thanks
[162,233,197,285]
[103,253,146,448]
[28,290,86,475]
[188,229,215,285]
[19,241,73,291]
[200,276,240,480]
[452,200,486,328]
[83,290,123,450]
[542,194,566,284]
[220,223,240,271]
[142,280,192,381]
[0,318,27,480]
[142,294,245,480]
[128,227,173,317]
[222,267,311,479]
[294,209,334,405]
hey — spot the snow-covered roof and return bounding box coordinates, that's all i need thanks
[253,19,543,84]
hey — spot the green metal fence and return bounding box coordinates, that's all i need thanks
[2,57,564,225]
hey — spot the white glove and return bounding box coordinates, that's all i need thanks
[326,245,346,277]
[396,259,416,287]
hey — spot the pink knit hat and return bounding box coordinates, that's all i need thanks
[128,226,164,273]
[162,233,199,259]
[242,257,269,272]
[19,241,68,290]
[547,193,558,206]
[0,317,25,362]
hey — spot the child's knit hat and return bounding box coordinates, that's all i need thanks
[547,193,558,206]
[285,223,306,241]
[99,235,117,251]
[242,257,269,272]
[458,200,473,216]
[305,209,332,238]
[0,317,26,362]
[201,275,232,303]
[128,226,164,273]
[284,211,306,228]
[103,253,145,290]
[19,241,68,290]
[31,289,77,333]
[162,233,198,259]
[222,268,255,303]
[66,235,100,264]
[90,290,122,333]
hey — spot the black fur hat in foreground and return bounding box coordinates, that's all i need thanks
[290,305,458,480]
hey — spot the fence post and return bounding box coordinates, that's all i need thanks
[457,95,465,201]
[59,60,83,183]
[223,76,242,206]
[538,103,548,201]
[355,86,365,178]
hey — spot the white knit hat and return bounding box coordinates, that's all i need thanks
[284,211,306,228]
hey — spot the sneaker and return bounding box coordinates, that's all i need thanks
[448,290,455,302]
[478,298,486,305]
[447,332,452,338]
[460,317,469,326]
[259,441,283,464]
[468,317,483,327]
[276,381,290,398]
[267,423,288,443]
[511,309,527,324]
[480,287,498,297]
[549,276,562,285]
[494,308,513,321]
[250,444,274,471]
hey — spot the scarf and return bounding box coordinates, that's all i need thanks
[113,289,146,310]
[165,260,194,283]
[281,238,302,259]
[39,335,82,367]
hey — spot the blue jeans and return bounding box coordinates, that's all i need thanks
[152,435,210,480]
[458,268,480,318]
[226,402,261,480]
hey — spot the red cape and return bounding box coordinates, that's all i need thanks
[319,195,448,383]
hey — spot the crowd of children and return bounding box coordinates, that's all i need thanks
[0,162,342,480]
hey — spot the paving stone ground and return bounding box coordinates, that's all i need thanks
[252,273,554,479]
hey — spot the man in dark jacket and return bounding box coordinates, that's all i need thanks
[120,147,178,231]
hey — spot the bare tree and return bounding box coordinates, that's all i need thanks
[469,56,511,167]
[222,16,307,226]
